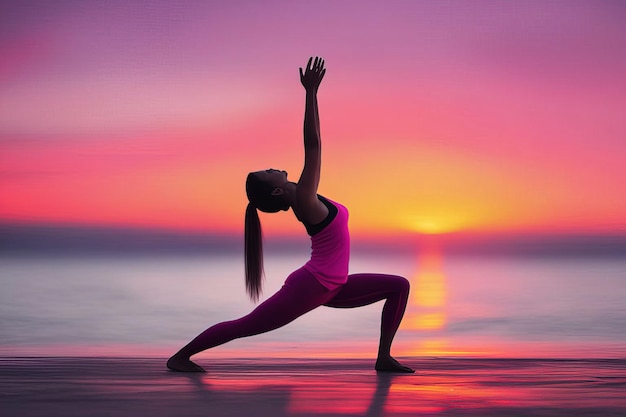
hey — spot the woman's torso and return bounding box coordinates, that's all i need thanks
[302,196,350,290]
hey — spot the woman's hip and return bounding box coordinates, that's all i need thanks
[283,267,342,302]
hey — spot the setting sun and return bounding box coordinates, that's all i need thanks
[406,213,471,235]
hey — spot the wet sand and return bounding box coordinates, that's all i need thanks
[1,357,625,416]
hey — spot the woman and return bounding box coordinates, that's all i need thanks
[167,57,414,373]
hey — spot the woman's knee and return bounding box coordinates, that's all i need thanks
[392,275,410,294]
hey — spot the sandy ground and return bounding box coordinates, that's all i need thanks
[1,357,625,416]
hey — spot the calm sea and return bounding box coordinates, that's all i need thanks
[1,249,625,359]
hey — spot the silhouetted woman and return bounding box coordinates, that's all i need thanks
[167,57,414,373]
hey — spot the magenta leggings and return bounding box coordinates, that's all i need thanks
[179,267,410,358]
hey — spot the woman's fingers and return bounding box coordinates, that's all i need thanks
[314,57,323,72]
[300,57,325,89]
[306,56,324,74]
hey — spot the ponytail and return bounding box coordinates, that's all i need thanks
[244,203,264,302]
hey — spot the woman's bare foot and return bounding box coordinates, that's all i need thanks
[166,354,206,372]
[375,356,415,373]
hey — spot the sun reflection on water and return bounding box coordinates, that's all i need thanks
[403,243,448,334]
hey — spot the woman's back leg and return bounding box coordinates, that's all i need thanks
[168,268,338,371]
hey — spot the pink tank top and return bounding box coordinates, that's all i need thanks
[303,197,350,290]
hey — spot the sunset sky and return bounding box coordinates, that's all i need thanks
[2,0,625,238]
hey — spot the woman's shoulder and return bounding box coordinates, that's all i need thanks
[304,195,339,236]
[318,195,348,213]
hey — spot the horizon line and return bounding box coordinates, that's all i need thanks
[2,221,625,258]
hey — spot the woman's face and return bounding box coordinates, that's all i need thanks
[253,169,288,188]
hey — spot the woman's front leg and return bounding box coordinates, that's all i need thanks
[324,273,414,373]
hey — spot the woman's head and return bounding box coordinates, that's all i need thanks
[246,169,290,213]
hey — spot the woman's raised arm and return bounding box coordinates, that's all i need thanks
[295,57,327,224]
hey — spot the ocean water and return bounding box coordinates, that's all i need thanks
[1,249,625,359]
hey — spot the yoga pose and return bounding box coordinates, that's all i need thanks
[167,57,414,373]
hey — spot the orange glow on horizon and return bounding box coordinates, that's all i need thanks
[2,130,625,236]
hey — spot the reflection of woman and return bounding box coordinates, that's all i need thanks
[167,57,414,373]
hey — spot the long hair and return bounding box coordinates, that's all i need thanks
[244,202,263,302]
[244,172,289,302]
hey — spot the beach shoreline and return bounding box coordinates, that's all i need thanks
[2,356,625,416]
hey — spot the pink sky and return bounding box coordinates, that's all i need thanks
[1,1,625,237]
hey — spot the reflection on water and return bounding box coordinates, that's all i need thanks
[175,358,626,416]
[404,244,447,331]
[2,357,625,417]
[402,243,454,357]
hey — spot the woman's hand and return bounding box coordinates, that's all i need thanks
[300,56,326,92]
